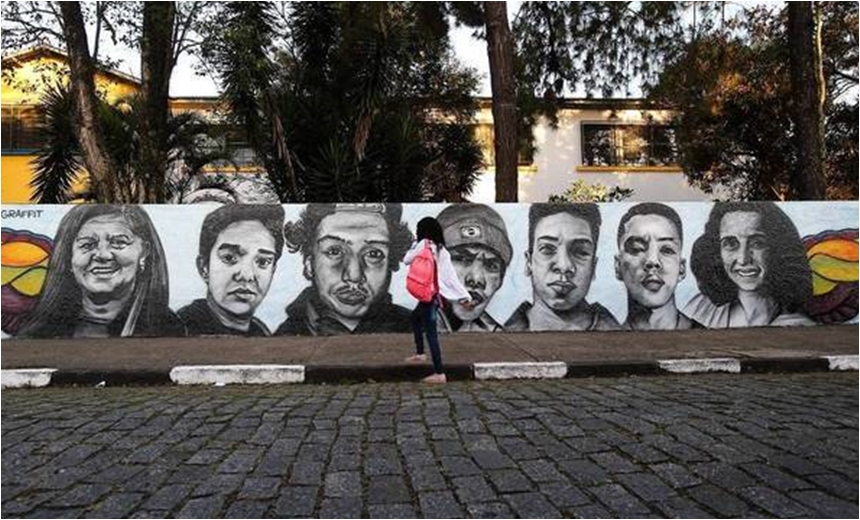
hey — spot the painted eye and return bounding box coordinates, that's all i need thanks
[76,239,97,252]
[256,256,274,269]
[218,252,238,265]
[660,245,677,256]
[538,244,557,256]
[720,237,739,251]
[364,249,386,265]
[570,245,593,260]
[483,259,502,273]
[110,237,132,250]
[749,237,767,250]
[324,246,344,259]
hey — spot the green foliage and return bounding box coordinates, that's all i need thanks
[30,84,222,203]
[648,3,858,200]
[201,1,483,203]
[548,179,634,203]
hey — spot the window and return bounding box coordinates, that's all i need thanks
[206,124,259,167]
[1,107,44,152]
[472,124,534,167]
[581,123,678,167]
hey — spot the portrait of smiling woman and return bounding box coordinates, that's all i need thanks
[684,202,815,328]
[18,205,185,338]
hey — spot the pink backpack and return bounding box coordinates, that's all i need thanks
[407,240,438,302]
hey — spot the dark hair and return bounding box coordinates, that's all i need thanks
[617,203,683,245]
[528,203,601,253]
[284,203,414,273]
[690,202,812,309]
[18,205,171,338]
[416,217,445,247]
[198,204,285,267]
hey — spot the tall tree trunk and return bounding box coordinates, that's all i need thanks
[788,1,827,200]
[484,1,518,202]
[59,2,118,202]
[139,1,176,203]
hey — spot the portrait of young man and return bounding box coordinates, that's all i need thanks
[435,204,512,332]
[276,203,414,336]
[615,203,701,330]
[178,204,285,336]
[505,203,621,332]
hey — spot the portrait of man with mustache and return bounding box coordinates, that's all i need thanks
[276,203,414,336]
[615,203,702,330]
[505,203,621,332]
[435,204,512,332]
[179,204,285,336]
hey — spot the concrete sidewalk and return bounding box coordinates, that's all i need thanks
[2,325,857,386]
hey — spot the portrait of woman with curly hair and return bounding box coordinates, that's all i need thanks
[684,202,814,328]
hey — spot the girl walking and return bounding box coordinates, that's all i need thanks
[403,217,474,383]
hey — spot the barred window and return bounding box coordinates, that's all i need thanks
[582,123,678,167]
[1,107,44,152]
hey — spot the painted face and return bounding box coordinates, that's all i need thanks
[615,214,685,309]
[449,245,505,321]
[71,214,146,299]
[310,211,391,320]
[719,211,768,293]
[527,212,596,311]
[205,220,277,318]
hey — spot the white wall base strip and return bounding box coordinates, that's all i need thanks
[1,369,57,389]
[823,355,859,371]
[658,358,741,374]
[170,365,305,385]
[473,362,567,380]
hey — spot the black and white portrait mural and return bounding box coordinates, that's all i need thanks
[505,204,621,331]
[10,205,184,338]
[615,203,699,330]
[178,204,285,336]
[1,201,857,341]
[277,203,414,335]
[436,204,512,332]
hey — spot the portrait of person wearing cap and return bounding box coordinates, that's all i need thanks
[435,204,513,332]
[178,204,285,336]
[276,203,414,336]
[505,203,621,332]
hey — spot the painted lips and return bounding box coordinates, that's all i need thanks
[228,287,258,301]
[89,265,120,277]
[641,278,665,292]
[335,288,368,305]
[548,281,576,296]
[467,291,485,304]
[733,266,762,278]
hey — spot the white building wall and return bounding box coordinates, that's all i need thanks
[468,107,712,204]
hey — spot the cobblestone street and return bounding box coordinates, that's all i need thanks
[2,373,857,518]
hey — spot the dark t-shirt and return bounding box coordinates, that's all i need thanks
[276,287,412,336]
[178,299,271,337]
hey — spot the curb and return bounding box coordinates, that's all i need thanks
[2,355,857,388]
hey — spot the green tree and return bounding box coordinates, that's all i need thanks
[30,85,223,203]
[201,1,483,203]
[649,2,858,200]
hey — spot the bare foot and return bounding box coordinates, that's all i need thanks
[421,373,447,384]
[405,354,428,363]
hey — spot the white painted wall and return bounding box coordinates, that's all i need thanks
[468,107,711,204]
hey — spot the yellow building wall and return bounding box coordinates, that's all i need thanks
[2,54,141,203]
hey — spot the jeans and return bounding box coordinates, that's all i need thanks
[411,300,443,374]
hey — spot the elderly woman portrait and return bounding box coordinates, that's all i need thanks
[18,205,184,338]
[684,202,814,328]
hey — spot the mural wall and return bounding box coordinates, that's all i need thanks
[2,202,857,340]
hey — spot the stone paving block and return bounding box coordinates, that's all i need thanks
[174,495,226,518]
[452,475,496,503]
[83,493,146,518]
[690,461,758,491]
[687,483,753,517]
[320,497,363,518]
[224,499,270,518]
[439,455,481,477]
[48,483,111,508]
[465,501,514,518]
[237,476,281,500]
[140,483,193,511]
[616,472,677,502]
[567,502,613,519]
[791,489,860,518]
[539,481,591,508]
[740,462,815,491]
[558,458,610,486]
[191,473,244,498]
[471,449,516,470]
[504,491,563,518]
[367,503,418,519]
[487,469,534,493]
[589,483,652,517]
[368,475,411,504]
[216,450,261,474]
[652,495,713,519]
[274,485,319,517]
[808,473,859,501]
[520,459,567,483]
[590,451,640,474]
[418,491,464,519]
[737,485,812,518]
[324,471,362,498]
[648,462,702,489]
[406,465,447,491]
[290,461,325,486]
